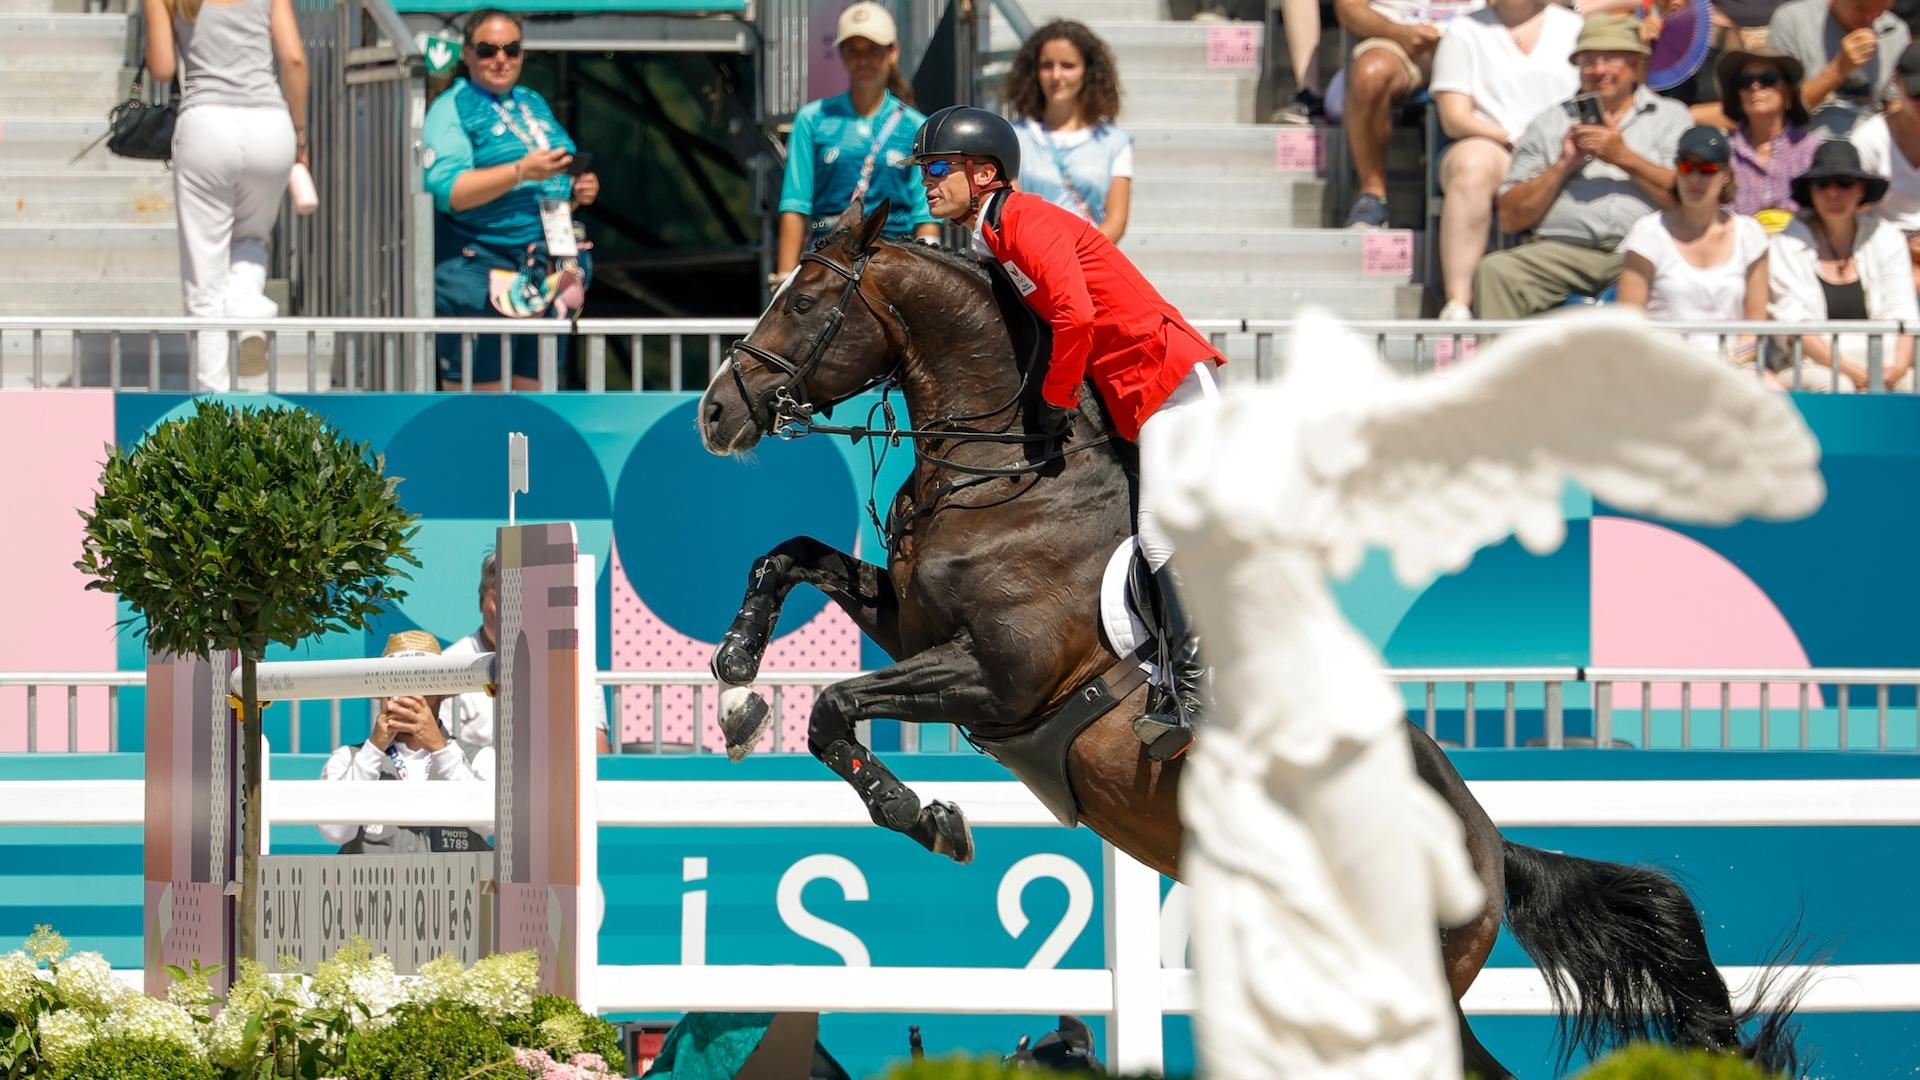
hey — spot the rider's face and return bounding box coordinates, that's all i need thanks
[921,157,998,220]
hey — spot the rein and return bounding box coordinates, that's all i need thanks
[726,243,1116,549]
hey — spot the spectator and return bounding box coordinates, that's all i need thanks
[141,0,307,393]
[1007,21,1134,244]
[1616,126,1772,369]
[1335,0,1487,228]
[423,8,599,391]
[1718,47,1818,228]
[1475,15,1692,317]
[1847,39,1920,290]
[774,2,939,288]
[1272,0,1330,124]
[1429,0,1585,317]
[1766,0,1909,133]
[318,631,493,855]
[1768,138,1918,388]
[442,550,611,755]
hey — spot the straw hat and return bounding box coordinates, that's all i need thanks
[1569,14,1651,63]
[382,630,443,658]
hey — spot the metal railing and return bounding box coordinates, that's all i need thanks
[275,0,427,330]
[6,666,1917,754]
[8,316,1920,393]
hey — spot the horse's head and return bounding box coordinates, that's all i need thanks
[700,199,906,455]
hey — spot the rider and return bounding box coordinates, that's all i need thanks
[907,105,1222,761]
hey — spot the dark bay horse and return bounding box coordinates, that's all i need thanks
[696,201,1795,1077]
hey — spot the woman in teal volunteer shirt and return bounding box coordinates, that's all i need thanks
[422,8,599,390]
[773,1,939,288]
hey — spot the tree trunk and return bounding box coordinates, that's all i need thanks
[236,653,263,963]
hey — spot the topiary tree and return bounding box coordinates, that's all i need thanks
[76,399,419,961]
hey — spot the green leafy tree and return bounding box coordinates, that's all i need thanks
[76,399,419,961]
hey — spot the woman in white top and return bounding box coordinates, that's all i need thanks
[1768,139,1917,391]
[1429,0,1583,318]
[144,0,307,392]
[1617,125,1771,377]
[1007,20,1134,243]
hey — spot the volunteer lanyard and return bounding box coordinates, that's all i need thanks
[1035,122,1101,225]
[848,102,907,206]
[486,91,550,151]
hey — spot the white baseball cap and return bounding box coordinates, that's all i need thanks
[834,1,897,47]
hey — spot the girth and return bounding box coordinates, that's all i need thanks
[966,643,1154,828]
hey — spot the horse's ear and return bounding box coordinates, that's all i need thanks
[852,198,892,252]
[834,197,864,235]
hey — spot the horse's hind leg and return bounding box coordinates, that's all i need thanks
[805,638,1016,864]
[710,536,901,756]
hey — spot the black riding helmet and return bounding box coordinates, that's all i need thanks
[909,105,1022,182]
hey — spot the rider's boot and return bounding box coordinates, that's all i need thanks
[1134,564,1204,762]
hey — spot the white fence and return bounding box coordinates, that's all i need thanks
[7,666,1920,754]
[4,316,1919,394]
[2,775,1918,1072]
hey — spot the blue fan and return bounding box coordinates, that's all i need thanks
[1647,1,1714,92]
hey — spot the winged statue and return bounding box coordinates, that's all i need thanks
[1141,309,1825,1078]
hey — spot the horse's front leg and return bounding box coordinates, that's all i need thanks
[712,537,902,759]
[712,536,902,686]
[806,637,1010,864]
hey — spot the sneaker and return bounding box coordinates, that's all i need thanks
[1271,87,1325,125]
[1344,193,1390,230]
[1438,300,1473,321]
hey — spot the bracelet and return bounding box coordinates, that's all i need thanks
[513,162,524,184]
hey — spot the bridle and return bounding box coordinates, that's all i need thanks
[724,240,1116,550]
[727,247,905,437]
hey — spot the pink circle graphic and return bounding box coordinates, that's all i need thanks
[608,537,863,752]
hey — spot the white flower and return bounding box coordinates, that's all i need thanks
[54,952,125,1015]
[343,964,407,1030]
[0,951,40,1016]
[103,995,203,1058]
[457,951,537,1020]
[36,1008,95,1064]
[411,954,466,1006]
[204,1002,254,1069]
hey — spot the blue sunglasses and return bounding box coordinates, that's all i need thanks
[922,159,958,179]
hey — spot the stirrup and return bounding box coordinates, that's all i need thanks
[1133,711,1195,762]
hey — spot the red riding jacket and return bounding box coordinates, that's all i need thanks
[976,189,1223,440]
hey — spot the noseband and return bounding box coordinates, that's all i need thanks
[728,248,904,436]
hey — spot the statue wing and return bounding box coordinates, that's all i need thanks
[1295,309,1826,588]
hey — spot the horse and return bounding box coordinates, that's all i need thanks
[696,199,1797,1077]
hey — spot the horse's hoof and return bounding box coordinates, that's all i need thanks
[1134,714,1195,763]
[711,632,765,687]
[913,800,973,864]
[718,687,771,763]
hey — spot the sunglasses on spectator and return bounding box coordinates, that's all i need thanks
[472,40,522,59]
[1811,177,1862,190]
[1675,159,1725,175]
[1735,71,1783,90]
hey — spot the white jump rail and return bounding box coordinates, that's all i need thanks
[3,776,1918,1071]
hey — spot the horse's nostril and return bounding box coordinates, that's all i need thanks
[705,398,723,427]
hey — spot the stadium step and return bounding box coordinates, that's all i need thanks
[989,20,1265,76]
[1121,227,1417,279]
[0,14,130,64]
[1117,73,1257,125]
[0,119,131,168]
[0,0,101,11]
[0,186,176,225]
[0,223,179,276]
[1127,177,1327,229]
[0,67,128,106]
[1127,124,1332,180]
[1157,280,1426,321]
[1019,0,1164,22]
[0,277,179,314]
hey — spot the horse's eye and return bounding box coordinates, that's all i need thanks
[790,294,816,314]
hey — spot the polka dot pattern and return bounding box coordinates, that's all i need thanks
[607,538,863,752]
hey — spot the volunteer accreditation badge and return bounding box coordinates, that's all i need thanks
[539,198,579,257]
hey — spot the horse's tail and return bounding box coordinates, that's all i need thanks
[1501,840,1807,1073]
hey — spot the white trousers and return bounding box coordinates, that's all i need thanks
[172,104,295,391]
[1135,360,1222,571]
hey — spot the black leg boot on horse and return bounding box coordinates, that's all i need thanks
[1134,564,1202,762]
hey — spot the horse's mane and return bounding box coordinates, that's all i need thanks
[813,227,992,285]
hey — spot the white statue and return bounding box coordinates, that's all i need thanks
[1143,310,1825,1079]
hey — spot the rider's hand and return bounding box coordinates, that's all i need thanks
[1037,402,1076,439]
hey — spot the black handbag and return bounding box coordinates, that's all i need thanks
[72,72,177,164]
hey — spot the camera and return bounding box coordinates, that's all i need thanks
[1572,93,1604,126]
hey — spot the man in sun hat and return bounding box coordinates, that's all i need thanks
[1848,38,1920,288]
[1472,13,1692,317]
[318,630,494,855]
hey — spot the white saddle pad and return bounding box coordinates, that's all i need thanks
[1100,538,1158,682]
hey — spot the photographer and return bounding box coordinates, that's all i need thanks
[1473,14,1692,317]
[422,7,598,390]
[318,632,493,855]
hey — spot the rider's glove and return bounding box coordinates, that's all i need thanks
[1038,402,1076,439]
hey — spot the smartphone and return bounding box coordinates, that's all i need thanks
[563,150,595,176]
[1573,93,1604,126]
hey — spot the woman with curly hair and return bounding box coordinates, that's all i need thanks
[1007,20,1134,243]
